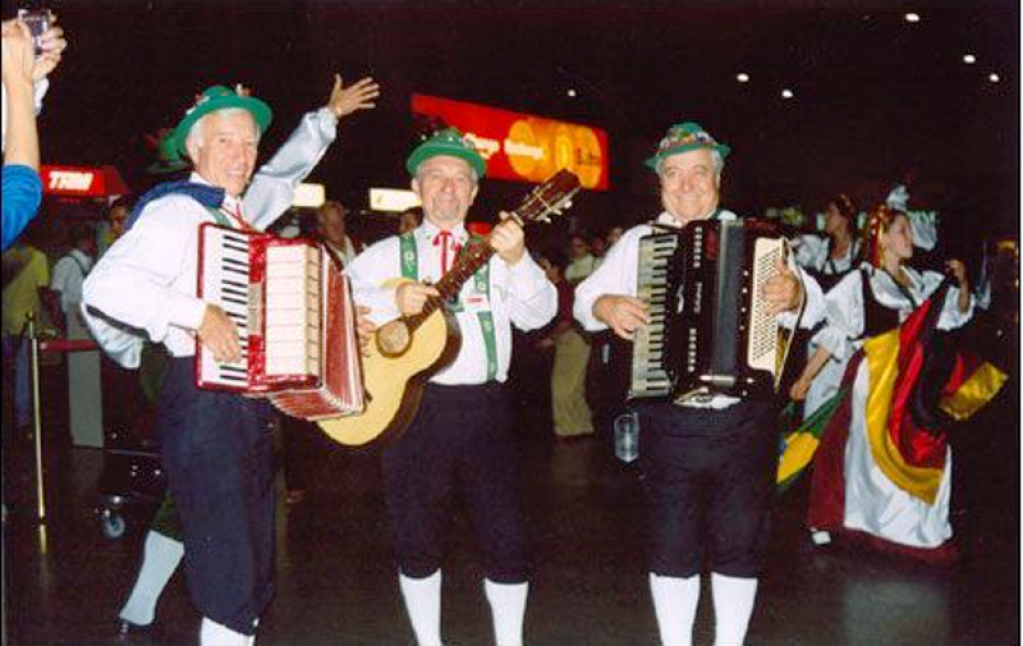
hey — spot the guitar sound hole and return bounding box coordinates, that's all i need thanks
[377,320,411,357]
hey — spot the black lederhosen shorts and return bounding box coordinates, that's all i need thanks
[637,399,778,578]
[157,358,276,635]
[381,382,529,583]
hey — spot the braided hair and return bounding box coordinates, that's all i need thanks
[861,204,906,268]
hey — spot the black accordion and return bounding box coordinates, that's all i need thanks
[629,218,792,404]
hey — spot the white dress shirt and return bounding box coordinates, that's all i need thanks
[347,219,557,385]
[792,234,860,275]
[83,174,245,361]
[573,210,825,409]
[813,262,974,362]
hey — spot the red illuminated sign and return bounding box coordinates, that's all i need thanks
[40,165,129,198]
[411,94,609,191]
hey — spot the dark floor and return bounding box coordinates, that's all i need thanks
[2,380,1019,646]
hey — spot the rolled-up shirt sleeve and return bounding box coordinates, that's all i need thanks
[574,226,643,331]
[346,237,403,325]
[83,196,208,344]
[499,252,557,331]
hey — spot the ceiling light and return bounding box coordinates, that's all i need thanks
[963,54,976,64]
[736,72,750,83]
[781,89,794,99]
[988,73,1001,83]
[904,12,921,23]
[566,88,578,98]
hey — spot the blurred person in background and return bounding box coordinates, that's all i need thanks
[606,225,625,247]
[316,199,362,266]
[564,232,595,284]
[588,230,608,269]
[399,205,423,235]
[538,246,594,441]
[792,193,861,293]
[44,221,103,446]
[2,229,52,437]
[98,196,136,257]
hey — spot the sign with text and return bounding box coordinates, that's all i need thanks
[411,94,609,190]
[369,188,421,212]
[40,165,129,198]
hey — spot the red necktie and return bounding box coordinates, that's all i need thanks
[433,231,461,276]
[223,205,255,232]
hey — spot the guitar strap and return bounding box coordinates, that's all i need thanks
[399,231,498,381]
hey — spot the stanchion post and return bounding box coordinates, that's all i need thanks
[27,313,47,524]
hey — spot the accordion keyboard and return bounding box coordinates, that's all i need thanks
[198,227,251,388]
[630,232,679,399]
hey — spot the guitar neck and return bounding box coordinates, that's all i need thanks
[406,234,498,332]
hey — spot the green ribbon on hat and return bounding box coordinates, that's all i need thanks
[644,121,731,171]
[406,127,487,178]
[171,85,273,157]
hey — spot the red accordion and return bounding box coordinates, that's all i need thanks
[195,223,365,420]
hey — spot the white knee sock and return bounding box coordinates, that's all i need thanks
[483,579,529,646]
[649,573,700,646]
[118,530,185,626]
[710,573,758,646]
[199,617,249,646]
[398,571,443,646]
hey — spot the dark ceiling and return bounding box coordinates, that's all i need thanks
[16,1,1022,240]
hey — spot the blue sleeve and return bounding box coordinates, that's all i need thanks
[2,165,44,252]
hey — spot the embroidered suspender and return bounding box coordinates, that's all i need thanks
[399,231,498,381]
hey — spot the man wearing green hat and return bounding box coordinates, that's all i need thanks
[575,122,825,646]
[346,127,557,646]
[83,76,378,645]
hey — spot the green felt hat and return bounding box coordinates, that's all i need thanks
[406,127,487,178]
[171,85,272,157]
[644,121,730,172]
[147,130,190,175]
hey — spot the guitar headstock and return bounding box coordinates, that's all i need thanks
[512,169,582,226]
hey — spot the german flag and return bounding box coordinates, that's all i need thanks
[778,282,1008,502]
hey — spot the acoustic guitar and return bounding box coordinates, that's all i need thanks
[317,169,581,447]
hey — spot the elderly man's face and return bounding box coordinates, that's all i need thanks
[317,205,347,245]
[412,155,478,230]
[658,147,720,224]
[188,110,259,198]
